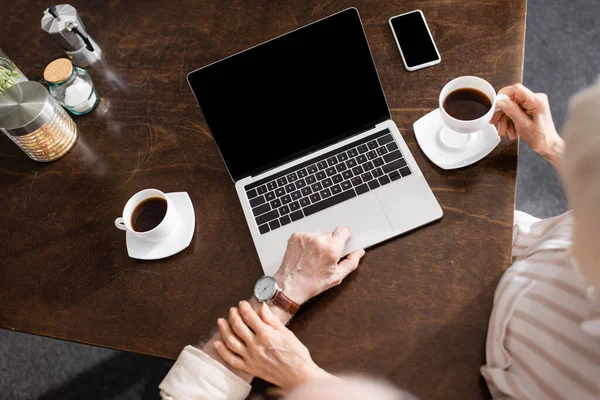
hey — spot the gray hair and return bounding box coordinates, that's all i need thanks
[562,77,600,292]
[284,374,419,400]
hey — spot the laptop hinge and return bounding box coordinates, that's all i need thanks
[257,125,378,178]
[242,123,387,185]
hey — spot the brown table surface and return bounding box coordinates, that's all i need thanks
[0,0,524,398]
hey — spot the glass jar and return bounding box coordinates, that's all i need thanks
[43,58,98,115]
[0,81,77,162]
[0,48,28,94]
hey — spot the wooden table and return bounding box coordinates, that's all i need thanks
[0,1,524,398]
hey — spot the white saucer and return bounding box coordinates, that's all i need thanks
[413,108,500,170]
[125,192,195,260]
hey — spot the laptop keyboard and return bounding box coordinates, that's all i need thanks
[244,128,411,235]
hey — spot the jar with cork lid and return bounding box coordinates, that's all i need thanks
[44,58,98,115]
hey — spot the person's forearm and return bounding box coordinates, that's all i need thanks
[200,298,293,382]
[541,136,565,171]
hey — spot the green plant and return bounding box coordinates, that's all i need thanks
[0,57,22,93]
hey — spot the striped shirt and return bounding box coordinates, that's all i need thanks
[481,210,600,399]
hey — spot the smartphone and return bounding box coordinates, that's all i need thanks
[389,10,441,71]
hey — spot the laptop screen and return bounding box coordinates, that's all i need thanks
[187,8,390,181]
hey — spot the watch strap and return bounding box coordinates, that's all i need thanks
[272,291,300,314]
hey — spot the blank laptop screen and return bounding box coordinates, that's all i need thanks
[187,8,390,181]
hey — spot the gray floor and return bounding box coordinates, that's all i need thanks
[2,1,599,398]
[517,0,600,218]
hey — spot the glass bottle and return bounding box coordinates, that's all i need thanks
[0,48,28,94]
[43,58,98,115]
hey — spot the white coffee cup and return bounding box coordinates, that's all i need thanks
[439,76,509,138]
[114,189,178,242]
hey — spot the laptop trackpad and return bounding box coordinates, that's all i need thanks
[256,192,393,275]
[375,177,443,233]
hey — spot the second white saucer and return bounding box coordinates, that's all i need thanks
[413,108,500,170]
[126,192,195,260]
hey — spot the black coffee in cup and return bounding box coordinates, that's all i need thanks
[131,197,167,232]
[443,88,492,120]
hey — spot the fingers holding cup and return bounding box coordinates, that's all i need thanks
[507,119,517,140]
[490,110,504,125]
[498,114,509,137]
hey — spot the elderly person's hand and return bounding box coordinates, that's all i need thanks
[491,83,564,168]
[273,226,365,304]
[214,301,334,390]
[198,227,364,385]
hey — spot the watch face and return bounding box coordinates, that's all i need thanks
[254,276,277,301]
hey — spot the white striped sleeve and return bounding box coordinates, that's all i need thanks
[159,346,251,400]
[483,211,600,400]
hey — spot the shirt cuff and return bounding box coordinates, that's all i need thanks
[159,345,252,400]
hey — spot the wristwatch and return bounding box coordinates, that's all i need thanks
[253,276,300,314]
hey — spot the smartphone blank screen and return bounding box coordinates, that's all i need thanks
[391,11,439,68]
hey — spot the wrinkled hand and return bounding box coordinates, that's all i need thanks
[491,83,564,166]
[214,301,333,390]
[274,227,365,304]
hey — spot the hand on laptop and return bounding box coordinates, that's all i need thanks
[491,83,564,168]
[203,227,363,384]
[214,301,335,391]
[274,226,366,304]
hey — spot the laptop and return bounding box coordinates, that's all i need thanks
[187,8,443,275]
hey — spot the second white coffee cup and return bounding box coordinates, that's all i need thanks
[439,76,509,134]
[114,189,178,242]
